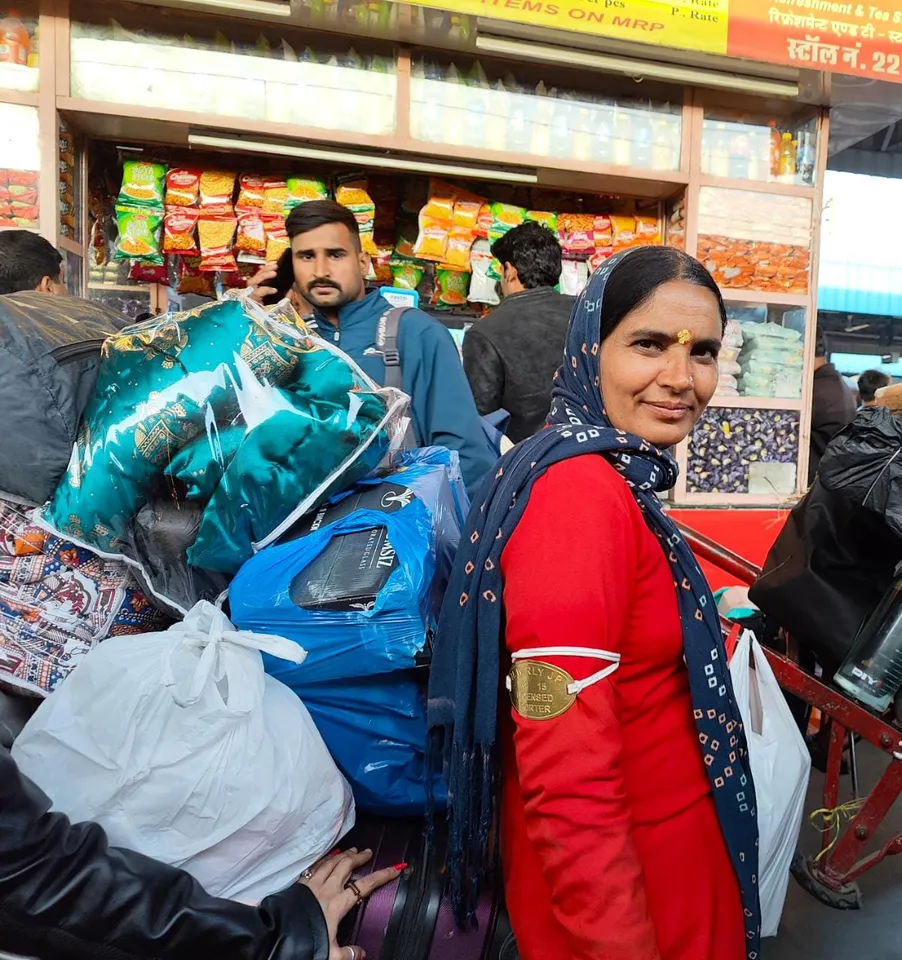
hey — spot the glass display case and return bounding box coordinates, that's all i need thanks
[702,105,819,187]
[697,187,813,295]
[0,3,39,94]
[69,9,398,135]
[410,56,682,170]
[0,101,40,230]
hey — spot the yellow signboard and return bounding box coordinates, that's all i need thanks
[404,0,730,56]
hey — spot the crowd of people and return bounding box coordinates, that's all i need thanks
[0,209,891,960]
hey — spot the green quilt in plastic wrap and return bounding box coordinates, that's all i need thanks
[43,297,400,604]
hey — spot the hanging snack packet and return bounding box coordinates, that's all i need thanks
[264,218,289,262]
[177,256,216,297]
[635,215,662,244]
[262,179,288,216]
[390,261,424,291]
[394,220,419,260]
[445,227,475,270]
[199,170,237,215]
[593,214,613,252]
[285,176,329,211]
[165,169,201,208]
[413,189,454,262]
[526,210,558,233]
[468,238,500,306]
[115,207,163,264]
[558,213,595,256]
[236,214,267,263]
[235,174,266,215]
[487,203,526,243]
[118,160,167,210]
[432,268,470,307]
[198,214,238,272]
[335,174,378,255]
[163,207,200,255]
[128,259,169,285]
[611,215,641,252]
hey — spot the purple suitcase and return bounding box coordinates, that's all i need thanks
[339,815,517,960]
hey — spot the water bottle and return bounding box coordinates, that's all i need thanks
[835,567,902,712]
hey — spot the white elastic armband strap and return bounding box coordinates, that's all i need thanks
[506,646,621,695]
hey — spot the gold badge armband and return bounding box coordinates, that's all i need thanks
[506,646,621,721]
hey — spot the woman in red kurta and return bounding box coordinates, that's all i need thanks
[428,247,760,960]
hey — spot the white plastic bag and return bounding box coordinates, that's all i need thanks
[12,601,355,903]
[729,629,810,937]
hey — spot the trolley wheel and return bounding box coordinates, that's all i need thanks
[790,852,862,910]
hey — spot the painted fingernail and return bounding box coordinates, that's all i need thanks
[329,849,341,857]
[393,862,409,871]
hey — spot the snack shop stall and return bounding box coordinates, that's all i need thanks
[2,0,884,551]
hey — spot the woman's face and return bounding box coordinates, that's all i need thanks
[597,279,722,448]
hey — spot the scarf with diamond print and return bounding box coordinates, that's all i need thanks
[427,250,760,957]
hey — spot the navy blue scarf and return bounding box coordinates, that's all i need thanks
[427,253,760,957]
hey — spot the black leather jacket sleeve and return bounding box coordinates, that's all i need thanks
[0,749,330,960]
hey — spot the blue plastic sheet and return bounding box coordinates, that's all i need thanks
[229,448,466,814]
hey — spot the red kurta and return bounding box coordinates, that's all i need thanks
[499,454,746,960]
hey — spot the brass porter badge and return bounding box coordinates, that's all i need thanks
[508,660,576,721]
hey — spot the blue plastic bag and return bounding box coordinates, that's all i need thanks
[229,448,466,813]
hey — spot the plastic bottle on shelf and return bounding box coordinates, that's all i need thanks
[797,130,816,184]
[632,102,654,168]
[444,63,467,147]
[778,131,797,178]
[651,111,677,171]
[768,121,782,178]
[26,22,37,69]
[463,60,489,149]
[612,105,633,166]
[549,91,575,160]
[593,99,615,165]
[487,78,509,152]
[729,127,751,179]
[570,97,594,163]
[710,122,731,177]
[835,570,902,713]
[0,9,30,66]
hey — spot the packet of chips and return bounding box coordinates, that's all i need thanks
[236,214,267,263]
[163,208,200,255]
[235,174,266,215]
[262,179,288,216]
[198,214,238,272]
[177,256,216,297]
[118,160,167,210]
[199,170,237,215]
[264,218,289,261]
[336,173,378,256]
[165,169,201,208]
[115,207,164,264]
[285,176,329,211]
[390,261,424,291]
[432,268,470,307]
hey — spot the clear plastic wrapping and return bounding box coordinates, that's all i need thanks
[41,294,409,614]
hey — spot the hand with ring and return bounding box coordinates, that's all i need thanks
[300,847,403,960]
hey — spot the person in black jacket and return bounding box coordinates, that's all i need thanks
[0,747,398,960]
[808,333,857,483]
[462,222,575,443]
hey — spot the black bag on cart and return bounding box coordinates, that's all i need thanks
[0,292,126,505]
[750,407,902,673]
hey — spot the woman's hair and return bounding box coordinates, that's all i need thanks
[600,246,727,342]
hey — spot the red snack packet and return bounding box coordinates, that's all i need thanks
[236,213,266,262]
[129,259,169,284]
[163,208,200,255]
[166,169,201,208]
[235,174,266,215]
[198,170,237,216]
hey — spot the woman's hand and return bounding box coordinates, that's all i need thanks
[301,848,403,960]
[245,262,280,303]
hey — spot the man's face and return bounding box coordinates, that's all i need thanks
[290,222,368,311]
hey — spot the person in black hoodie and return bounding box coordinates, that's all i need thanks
[0,747,399,960]
[462,222,575,443]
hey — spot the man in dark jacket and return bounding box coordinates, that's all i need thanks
[809,333,857,483]
[0,746,397,960]
[462,221,575,444]
[249,201,496,497]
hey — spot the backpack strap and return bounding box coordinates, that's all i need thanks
[376,306,407,391]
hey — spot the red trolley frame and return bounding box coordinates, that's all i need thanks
[674,520,902,910]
